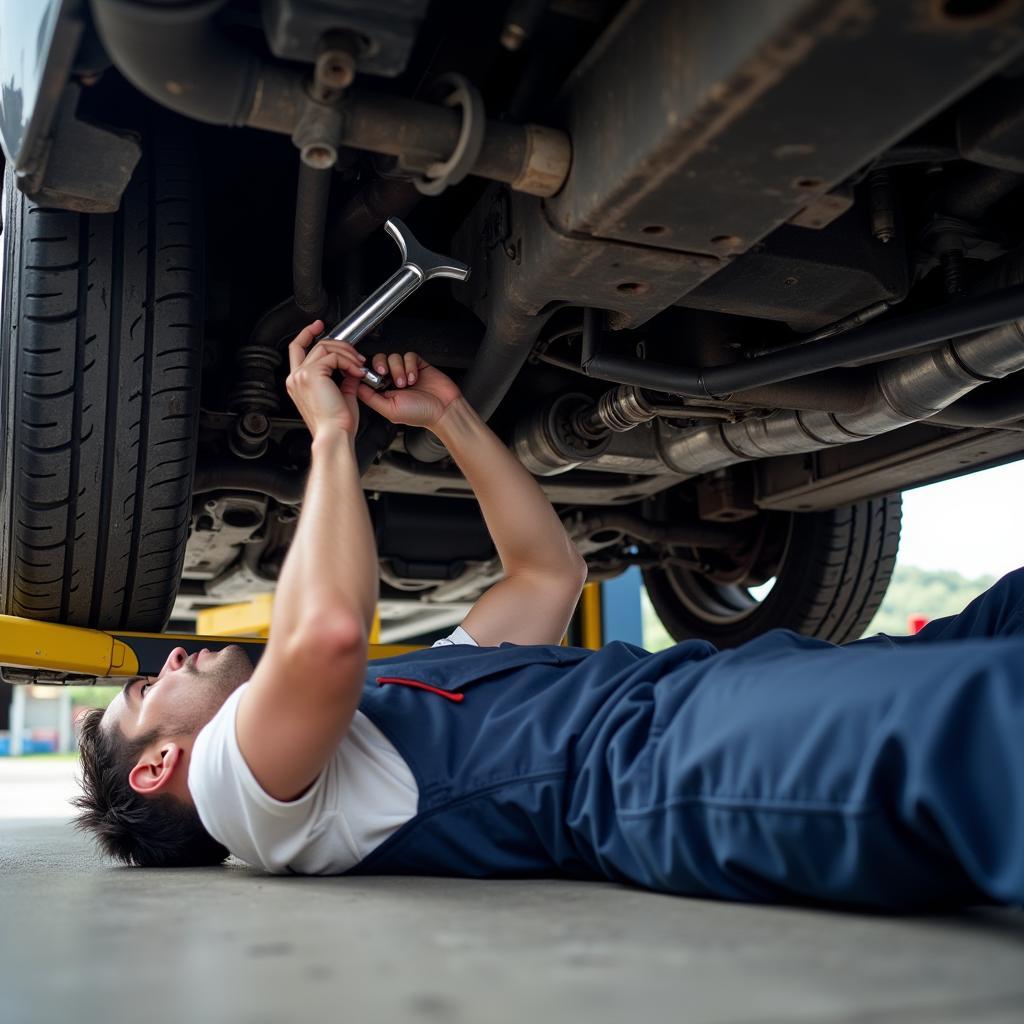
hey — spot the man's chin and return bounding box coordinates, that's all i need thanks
[219,645,255,687]
[199,645,254,699]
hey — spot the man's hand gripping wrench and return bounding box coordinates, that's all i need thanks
[322,218,469,388]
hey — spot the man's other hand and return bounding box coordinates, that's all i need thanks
[285,321,368,440]
[357,351,461,429]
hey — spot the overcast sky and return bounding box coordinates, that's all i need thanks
[897,458,1024,579]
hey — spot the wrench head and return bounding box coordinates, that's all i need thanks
[385,218,470,283]
[361,367,392,390]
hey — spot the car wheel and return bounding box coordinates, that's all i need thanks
[0,120,203,631]
[642,494,902,647]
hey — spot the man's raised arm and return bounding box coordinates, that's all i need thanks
[235,324,379,801]
[359,351,588,647]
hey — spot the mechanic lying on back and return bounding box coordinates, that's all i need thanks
[74,322,1024,910]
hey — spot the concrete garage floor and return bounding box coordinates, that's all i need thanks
[1,760,1023,1024]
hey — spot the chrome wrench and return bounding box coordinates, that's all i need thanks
[322,218,470,388]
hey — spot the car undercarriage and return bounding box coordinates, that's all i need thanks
[3,0,1024,645]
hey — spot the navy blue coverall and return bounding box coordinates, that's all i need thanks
[351,568,1024,910]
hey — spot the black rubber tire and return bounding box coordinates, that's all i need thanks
[642,495,902,647]
[0,123,203,631]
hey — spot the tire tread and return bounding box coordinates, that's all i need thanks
[2,119,202,631]
[643,495,903,647]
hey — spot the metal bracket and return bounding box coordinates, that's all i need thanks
[413,74,486,196]
[291,95,344,169]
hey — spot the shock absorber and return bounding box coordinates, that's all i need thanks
[229,344,283,459]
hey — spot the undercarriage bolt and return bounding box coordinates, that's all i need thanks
[501,0,547,50]
[941,248,965,295]
[868,169,895,244]
[242,412,269,437]
[230,412,272,461]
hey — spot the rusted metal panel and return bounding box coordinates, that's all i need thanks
[680,206,908,331]
[548,0,1024,265]
[263,0,429,78]
[453,185,721,332]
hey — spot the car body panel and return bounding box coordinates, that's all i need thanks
[0,0,73,170]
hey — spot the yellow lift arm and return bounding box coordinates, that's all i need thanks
[0,584,605,685]
[0,615,419,685]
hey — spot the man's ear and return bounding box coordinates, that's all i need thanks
[128,743,184,797]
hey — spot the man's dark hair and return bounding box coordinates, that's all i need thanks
[72,707,229,868]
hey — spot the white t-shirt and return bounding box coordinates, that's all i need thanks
[188,625,477,874]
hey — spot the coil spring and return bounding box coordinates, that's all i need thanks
[230,345,283,416]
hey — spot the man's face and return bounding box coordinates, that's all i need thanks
[103,644,254,744]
